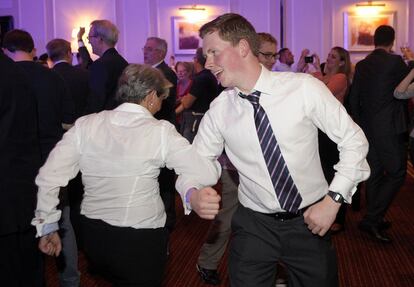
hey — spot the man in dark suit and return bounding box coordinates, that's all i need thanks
[47,38,89,120]
[46,38,91,287]
[143,37,177,235]
[0,49,44,287]
[86,19,128,114]
[349,25,410,243]
[2,29,74,162]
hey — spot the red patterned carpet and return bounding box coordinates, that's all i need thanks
[46,162,414,287]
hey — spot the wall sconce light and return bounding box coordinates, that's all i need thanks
[355,1,385,16]
[356,1,385,7]
[178,5,207,23]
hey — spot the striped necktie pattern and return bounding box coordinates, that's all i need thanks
[239,90,302,213]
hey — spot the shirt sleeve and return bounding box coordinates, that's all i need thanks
[303,76,370,203]
[174,110,223,214]
[31,118,84,237]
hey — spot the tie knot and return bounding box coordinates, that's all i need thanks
[239,90,261,105]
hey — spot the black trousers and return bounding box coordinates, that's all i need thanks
[0,227,45,287]
[229,205,338,287]
[158,167,176,233]
[81,215,168,287]
[363,133,407,226]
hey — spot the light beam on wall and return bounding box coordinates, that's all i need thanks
[355,1,385,16]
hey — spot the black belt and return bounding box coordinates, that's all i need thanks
[258,209,306,221]
[258,197,323,221]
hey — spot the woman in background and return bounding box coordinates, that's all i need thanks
[175,61,193,129]
[312,46,352,233]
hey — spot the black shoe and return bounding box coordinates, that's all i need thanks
[196,264,221,285]
[379,220,391,230]
[358,222,392,243]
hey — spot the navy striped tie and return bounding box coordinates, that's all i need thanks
[239,91,302,213]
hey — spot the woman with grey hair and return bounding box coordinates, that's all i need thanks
[31,64,219,286]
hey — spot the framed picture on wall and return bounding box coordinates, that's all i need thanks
[172,17,209,55]
[344,11,395,52]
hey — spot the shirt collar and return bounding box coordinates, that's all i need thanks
[115,102,152,116]
[53,60,69,66]
[152,60,164,68]
[234,64,275,96]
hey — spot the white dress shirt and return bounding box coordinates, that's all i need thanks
[32,103,219,236]
[178,67,370,214]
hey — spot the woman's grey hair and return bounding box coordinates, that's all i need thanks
[90,20,119,47]
[116,64,172,104]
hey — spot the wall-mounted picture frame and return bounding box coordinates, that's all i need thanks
[343,11,395,52]
[172,17,210,55]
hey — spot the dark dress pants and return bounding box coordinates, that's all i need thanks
[229,205,338,287]
[0,227,45,287]
[363,133,407,226]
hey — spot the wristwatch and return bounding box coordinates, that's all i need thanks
[327,191,344,204]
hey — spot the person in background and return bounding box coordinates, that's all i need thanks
[175,47,218,143]
[177,13,370,287]
[311,46,352,233]
[257,32,278,71]
[32,64,220,287]
[86,20,128,114]
[274,47,308,72]
[0,42,44,287]
[143,36,178,238]
[393,64,414,165]
[76,27,93,69]
[175,61,194,129]
[350,25,410,243]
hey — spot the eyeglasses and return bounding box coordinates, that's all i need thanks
[142,46,160,52]
[87,35,98,40]
[259,51,278,60]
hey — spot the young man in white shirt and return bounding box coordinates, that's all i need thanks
[181,13,370,287]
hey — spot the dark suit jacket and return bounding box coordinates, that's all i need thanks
[0,54,41,235]
[155,61,177,124]
[86,48,128,114]
[53,62,90,119]
[17,61,74,161]
[349,49,410,138]
[77,45,93,69]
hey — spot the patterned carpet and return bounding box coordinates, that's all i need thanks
[46,162,414,287]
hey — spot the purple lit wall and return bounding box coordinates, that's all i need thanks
[0,0,413,65]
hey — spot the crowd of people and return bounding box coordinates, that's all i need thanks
[1,12,413,287]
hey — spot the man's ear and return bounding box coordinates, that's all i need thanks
[238,39,251,58]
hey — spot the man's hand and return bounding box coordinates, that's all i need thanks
[303,195,341,236]
[77,27,85,41]
[39,231,62,257]
[190,187,221,220]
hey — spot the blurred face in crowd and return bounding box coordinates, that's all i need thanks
[280,49,294,66]
[326,49,343,71]
[143,39,163,65]
[87,26,101,56]
[176,63,191,81]
[258,41,277,70]
[203,31,243,89]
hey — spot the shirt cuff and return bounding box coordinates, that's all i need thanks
[184,188,197,212]
[328,174,356,204]
[41,222,59,237]
[78,40,85,47]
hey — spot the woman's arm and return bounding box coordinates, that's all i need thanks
[394,68,414,99]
